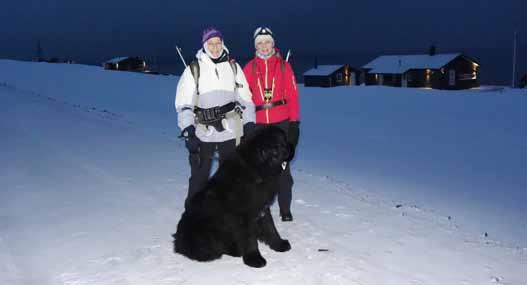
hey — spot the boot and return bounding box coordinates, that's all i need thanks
[280,212,293,222]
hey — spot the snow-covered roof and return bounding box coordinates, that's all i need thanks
[303,65,345,76]
[105,57,130,64]
[363,53,462,74]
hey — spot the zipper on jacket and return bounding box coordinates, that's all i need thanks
[265,60,270,123]
[265,60,268,88]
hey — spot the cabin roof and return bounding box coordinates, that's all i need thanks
[363,53,465,74]
[105,57,132,64]
[303,65,345,76]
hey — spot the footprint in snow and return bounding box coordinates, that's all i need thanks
[490,276,504,284]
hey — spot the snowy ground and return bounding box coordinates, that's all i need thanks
[1,60,526,284]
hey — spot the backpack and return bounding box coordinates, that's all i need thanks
[189,59,239,95]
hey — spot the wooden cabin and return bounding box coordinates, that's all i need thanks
[303,64,360,87]
[362,52,480,90]
[103,57,147,72]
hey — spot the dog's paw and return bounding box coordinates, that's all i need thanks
[270,239,291,252]
[243,252,267,268]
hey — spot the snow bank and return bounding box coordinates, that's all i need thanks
[1,60,526,284]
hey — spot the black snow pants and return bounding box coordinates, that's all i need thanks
[255,120,294,215]
[185,139,236,208]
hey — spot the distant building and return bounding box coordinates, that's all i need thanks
[362,51,480,90]
[103,57,147,72]
[520,74,527,88]
[303,64,360,87]
[42,58,75,64]
[45,58,62,63]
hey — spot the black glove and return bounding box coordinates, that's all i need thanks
[243,122,256,137]
[182,126,200,153]
[288,121,300,147]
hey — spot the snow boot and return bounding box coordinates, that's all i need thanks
[280,212,293,222]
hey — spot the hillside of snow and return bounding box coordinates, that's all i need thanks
[1,60,526,284]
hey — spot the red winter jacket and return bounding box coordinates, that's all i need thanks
[243,51,300,124]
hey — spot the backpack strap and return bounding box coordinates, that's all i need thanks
[190,59,239,95]
[189,60,200,95]
[277,52,286,72]
[229,58,238,76]
[229,58,242,92]
[251,58,257,77]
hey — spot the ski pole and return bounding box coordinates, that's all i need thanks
[285,49,291,62]
[176,46,187,68]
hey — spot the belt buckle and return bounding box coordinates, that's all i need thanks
[263,102,273,109]
[264,89,273,100]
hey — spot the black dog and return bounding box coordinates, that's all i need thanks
[172,126,292,268]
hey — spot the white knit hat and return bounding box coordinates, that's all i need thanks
[254,27,275,47]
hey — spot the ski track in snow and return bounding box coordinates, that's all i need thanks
[1,81,526,284]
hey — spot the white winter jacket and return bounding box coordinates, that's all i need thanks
[175,49,255,142]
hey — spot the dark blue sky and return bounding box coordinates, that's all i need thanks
[1,0,526,83]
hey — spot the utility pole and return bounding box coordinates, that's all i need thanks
[35,40,44,62]
[512,29,518,88]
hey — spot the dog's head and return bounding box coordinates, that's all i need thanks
[239,126,291,175]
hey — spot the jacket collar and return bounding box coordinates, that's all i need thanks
[196,46,230,66]
[254,48,282,63]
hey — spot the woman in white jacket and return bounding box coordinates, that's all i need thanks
[175,27,256,208]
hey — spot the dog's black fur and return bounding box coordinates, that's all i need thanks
[172,126,292,268]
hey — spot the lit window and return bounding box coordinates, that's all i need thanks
[459,73,477,80]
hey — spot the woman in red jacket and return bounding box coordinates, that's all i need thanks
[243,27,300,222]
